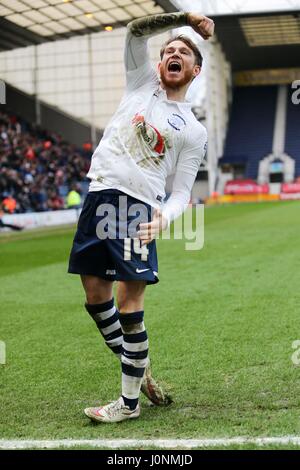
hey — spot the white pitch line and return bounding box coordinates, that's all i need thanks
[1,437,300,449]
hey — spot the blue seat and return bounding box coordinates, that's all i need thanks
[220,86,277,179]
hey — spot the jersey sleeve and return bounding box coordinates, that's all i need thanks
[124,30,158,93]
[162,126,207,225]
[176,125,207,176]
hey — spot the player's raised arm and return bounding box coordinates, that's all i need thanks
[127,12,214,39]
[124,12,189,85]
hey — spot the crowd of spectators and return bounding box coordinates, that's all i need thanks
[0,109,93,214]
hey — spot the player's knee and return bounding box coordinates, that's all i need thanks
[85,292,111,304]
[81,275,113,305]
[117,281,146,312]
[85,285,112,304]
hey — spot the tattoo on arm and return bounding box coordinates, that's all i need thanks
[128,12,189,37]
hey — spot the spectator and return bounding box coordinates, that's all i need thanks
[66,185,81,209]
[47,190,64,211]
[2,194,17,214]
[0,202,23,230]
[0,109,92,213]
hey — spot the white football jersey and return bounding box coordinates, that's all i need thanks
[87,32,207,215]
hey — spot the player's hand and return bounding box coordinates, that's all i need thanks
[187,13,215,40]
[137,209,168,246]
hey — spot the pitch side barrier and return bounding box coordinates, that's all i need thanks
[1,208,81,230]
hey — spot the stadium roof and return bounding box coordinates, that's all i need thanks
[0,0,177,51]
[175,0,300,16]
[211,10,300,71]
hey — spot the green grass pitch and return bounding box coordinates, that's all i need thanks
[1,201,300,449]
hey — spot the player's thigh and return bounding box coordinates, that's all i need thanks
[117,280,147,313]
[81,274,114,304]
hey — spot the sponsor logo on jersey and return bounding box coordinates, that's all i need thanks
[131,113,171,165]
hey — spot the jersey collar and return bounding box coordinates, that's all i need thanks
[157,87,192,112]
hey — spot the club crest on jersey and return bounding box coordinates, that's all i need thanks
[132,113,171,165]
[167,113,186,131]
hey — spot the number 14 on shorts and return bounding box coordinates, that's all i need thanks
[124,238,149,261]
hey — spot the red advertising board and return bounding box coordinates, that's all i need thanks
[281,183,300,194]
[224,180,269,195]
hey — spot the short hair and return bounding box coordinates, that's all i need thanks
[160,35,203,67]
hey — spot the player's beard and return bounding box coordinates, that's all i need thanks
[160,67,194,90]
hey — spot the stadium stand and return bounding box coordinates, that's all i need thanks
[219,86,277,180]
[0,109,91,213]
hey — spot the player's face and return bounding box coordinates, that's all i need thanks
[159,40,201,90]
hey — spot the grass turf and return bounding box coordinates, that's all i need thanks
[1,201,300,449]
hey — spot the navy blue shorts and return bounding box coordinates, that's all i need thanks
[68,190,158,284]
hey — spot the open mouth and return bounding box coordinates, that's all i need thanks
[167,61,182,73]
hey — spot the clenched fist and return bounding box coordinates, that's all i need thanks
[137,209,168,246]
[187,13,215,40]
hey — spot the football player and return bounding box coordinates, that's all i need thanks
[68,11,214,423]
